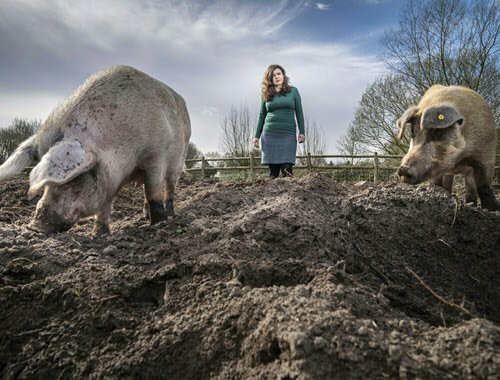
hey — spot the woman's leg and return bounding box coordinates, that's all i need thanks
[280,163,293,177]
[269,164,281,178]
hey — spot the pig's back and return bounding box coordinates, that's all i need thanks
[41,66,189,153]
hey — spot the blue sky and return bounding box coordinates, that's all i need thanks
[0,0,404,154]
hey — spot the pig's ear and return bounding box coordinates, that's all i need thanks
[28,140,95,198]
[421,104,464,130]
[397,106,419,140]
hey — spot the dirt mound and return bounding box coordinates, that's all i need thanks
[1,173,499,379]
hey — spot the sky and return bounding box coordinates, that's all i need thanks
[0,0,405,154]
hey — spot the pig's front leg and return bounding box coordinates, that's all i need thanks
[463,167,478,205]
[474,166,500,211]
[478,185,500,211]
[93,202,112,235]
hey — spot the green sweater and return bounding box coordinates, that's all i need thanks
[254,87,305,138]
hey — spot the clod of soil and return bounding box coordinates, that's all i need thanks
[1,173,499,379]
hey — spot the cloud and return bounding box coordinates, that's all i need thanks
[200,106,220,118]
[0,0,303,86]
[316,3,330,11]
[0,0,385,154]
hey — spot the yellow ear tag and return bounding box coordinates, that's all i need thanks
[438,114,445,120]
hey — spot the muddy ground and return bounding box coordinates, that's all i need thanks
[0,173,499,379]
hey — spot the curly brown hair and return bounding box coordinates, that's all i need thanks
[261,64,291,101]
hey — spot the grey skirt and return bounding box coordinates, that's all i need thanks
[261,131,297,165]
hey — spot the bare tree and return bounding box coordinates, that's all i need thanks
[341,0,499,155]
[346,74,419,155]
[337,125,365,164]
[219,104,256,157]
[0,118,41,164]
[381,0,499,121]
[297,117,328,165]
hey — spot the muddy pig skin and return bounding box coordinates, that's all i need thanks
[0,65,191,234]
[397,84,499,211]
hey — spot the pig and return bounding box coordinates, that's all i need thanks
[0,65,191,234]
[397,84,499,211]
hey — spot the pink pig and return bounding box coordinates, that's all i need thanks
[0,66,191,234]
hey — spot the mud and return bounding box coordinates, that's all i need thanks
[0,173,499,379]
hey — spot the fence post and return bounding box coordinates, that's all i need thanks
[201,156,206,178]
[307,152,312,173]
[249,151,254,181]
[373,152,379,183]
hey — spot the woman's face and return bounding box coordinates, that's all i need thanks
[272,68,284,87]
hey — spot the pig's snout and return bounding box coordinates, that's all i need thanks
[27,220,57,234]
[29,206,75,234]
[397,166,418,184]
[27,218,73,234]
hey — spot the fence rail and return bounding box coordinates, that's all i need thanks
[185,153,500,183]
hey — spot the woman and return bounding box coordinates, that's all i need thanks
[253,64,305,178]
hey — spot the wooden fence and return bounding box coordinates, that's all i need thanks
[185,153,500,183]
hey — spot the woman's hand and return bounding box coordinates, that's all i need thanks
[252,138,260,149]
[298,134,305,143]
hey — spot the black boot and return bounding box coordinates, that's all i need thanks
[269,164,280,178]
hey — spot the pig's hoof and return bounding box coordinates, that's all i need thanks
[149,201,168,225]
[164,199,175,218]
[92,222,109,236]
[480,200,500,211]
[487,203,500,212]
